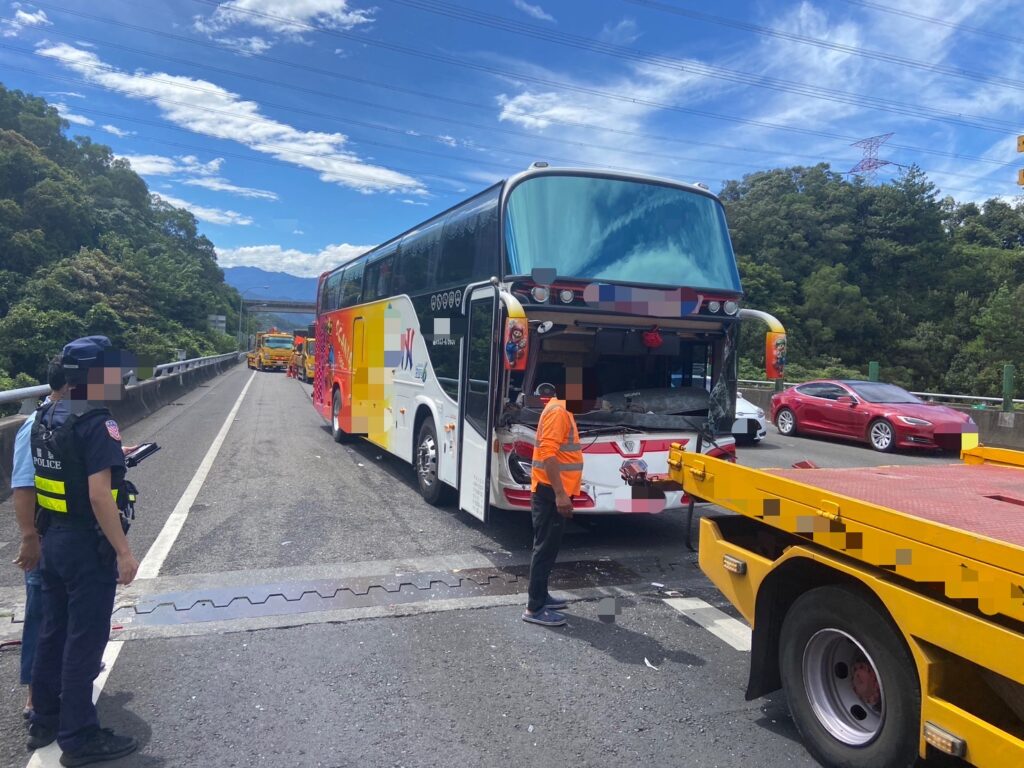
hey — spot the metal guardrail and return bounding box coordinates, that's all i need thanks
[0,352,244,414]
[737,379,1024,407]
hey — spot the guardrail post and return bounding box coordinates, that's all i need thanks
[1003,364,1016,412]
[774,378,784,393]
[868,361,879,382]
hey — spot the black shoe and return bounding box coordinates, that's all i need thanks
[26,722,57,751]
[59,728,137,767]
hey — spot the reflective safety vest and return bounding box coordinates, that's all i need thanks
[531,397,583,495]
[30,404,121,528]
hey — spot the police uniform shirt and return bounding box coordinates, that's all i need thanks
[41,401,125,484]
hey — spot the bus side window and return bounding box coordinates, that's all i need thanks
[364,252,394,302]
[325,271,344,311]
[398,218,444,296]
[341,262,363,308]
[440,189,499,286]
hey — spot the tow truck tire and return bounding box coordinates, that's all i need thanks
[779,585,919,768]
[415,420,445,506]
[776,407,798,436]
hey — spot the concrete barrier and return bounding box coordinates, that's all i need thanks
[740,388,1024,451]
[0,355,243,499]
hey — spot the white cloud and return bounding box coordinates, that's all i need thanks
[195,0,373,41]
[401,199,428,206]
[512,0,554,23]
[437,134,457,147]
[46,90,84,99]
[155,193,253,226]
[214,35,272,56]
[599,18,639,45]
[184,176,279,201]
[119,153,223,177]
[292,228,304,235]
[101,124,133,137]
[53,103,94,126]
[39,44,423,194]
[2,7,50,36]
[216,243,372,275]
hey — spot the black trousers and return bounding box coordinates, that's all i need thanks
[528,483,566,612]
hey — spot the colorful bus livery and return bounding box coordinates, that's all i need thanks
[314,165,748,522]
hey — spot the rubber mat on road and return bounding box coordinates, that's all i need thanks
[103,558,645,627]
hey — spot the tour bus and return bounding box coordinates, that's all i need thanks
[313,164,762,523]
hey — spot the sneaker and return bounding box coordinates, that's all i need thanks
[26,723,57,751]
[59,729,137,767]
[522,607,567,626]
[543,596,569,611]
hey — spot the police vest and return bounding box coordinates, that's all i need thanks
[30,404,122,527]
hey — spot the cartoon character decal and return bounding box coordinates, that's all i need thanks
[503,317,528,371]
[766,331,787,380]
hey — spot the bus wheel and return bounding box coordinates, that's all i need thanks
[779,585,919,768]
[331,389,349,443]
[415,420,444,506]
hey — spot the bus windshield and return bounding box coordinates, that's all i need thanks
[505,174,741,292]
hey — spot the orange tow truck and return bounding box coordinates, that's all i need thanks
[668,436,1024,767]
[247,329,294,371]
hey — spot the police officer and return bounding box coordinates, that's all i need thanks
[27,336,140,766]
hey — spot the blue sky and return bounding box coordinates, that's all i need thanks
[1,0,1021,276]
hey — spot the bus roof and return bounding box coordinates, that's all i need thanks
[322,165,722,279]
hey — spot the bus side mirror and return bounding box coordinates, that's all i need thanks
[765,331,786,381]
[503,317,528,371]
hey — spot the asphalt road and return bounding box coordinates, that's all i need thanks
[0,366,961,768]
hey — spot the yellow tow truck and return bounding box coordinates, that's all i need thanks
[246,329,294,371]
[668,435,1024,767]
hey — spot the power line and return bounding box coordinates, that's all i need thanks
[30,0,1016,168]
[836,0,1024,47]
[388,0,1022,135]
[626,0,1024,94]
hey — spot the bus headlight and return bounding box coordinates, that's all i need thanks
[723,300,739,315]
[531,286,550,303]
[708,301,721,313]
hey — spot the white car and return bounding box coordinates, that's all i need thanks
[733,392,768,444]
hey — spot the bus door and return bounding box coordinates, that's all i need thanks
[457,286,497,522]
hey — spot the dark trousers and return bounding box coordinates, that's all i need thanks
[528,484,566,612]
[21,568,43,686]
[31,526,117,752]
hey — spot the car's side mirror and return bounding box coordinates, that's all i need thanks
[837,395,857,406]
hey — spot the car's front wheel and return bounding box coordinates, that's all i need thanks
[868,419,895,452]
[776,407,797,436]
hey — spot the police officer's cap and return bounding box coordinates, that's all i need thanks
[61,335,113,370]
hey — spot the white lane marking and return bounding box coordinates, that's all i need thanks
[26,641,125,768]
[664,597,752,652]
[136,371,256,580]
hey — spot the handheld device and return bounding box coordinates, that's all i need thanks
[124,442,160,468]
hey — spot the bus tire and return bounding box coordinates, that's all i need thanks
[775,407,797,436]
[779,585,919,768]
[415,420,445,506]
[331,388,351,443]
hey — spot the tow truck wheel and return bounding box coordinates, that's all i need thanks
[779,585,919,768]
[415,420,444,506]
[868,419,895,453]
[776,407,797,436]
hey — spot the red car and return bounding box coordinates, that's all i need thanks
[770,380,977,453]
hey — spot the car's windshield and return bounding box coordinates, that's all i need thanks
[848,382,921,404]
[504,174,741,292]
[264,337,293,349]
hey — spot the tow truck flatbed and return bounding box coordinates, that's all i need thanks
[668,442,1024,767]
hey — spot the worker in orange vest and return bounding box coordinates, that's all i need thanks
[522,372,585,627]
